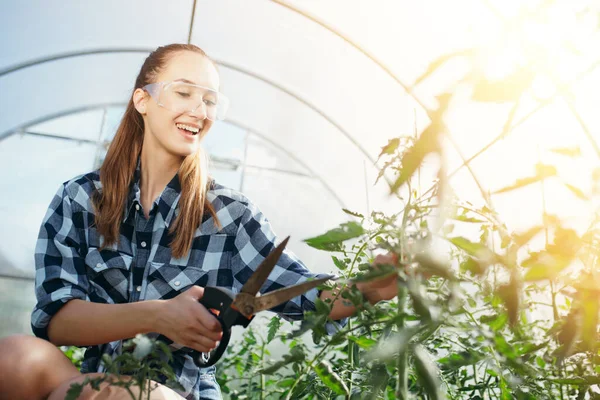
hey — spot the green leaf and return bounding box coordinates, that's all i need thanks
[413,49,475,86]
[485,313,508,331]
[331,255,347,270]
[451,214,485,223]
[550,146,581,157]
[314,360,350,396]
[352,264,397,283]
[555,308,580,363]
[348,335,377,349]
[493,164,557,194]
[523,263,563,281]
[580,285,599,351]
[564,182,588,200]
[498,277,521,326]
[438,351,483,368]
[277,378,296,388]
[314,298,332,315]
[471,67,534,102]
[342,208,365,219]
[549,377,600,385]
[448,237,496,262]
[267,316,282,344]
[499,377,512,400]
[413,345,445,400]
[365,326,420,362]
[377,138,400,159]
[513,226,544,247]
[535,356,546,368]
[460,257,486,276]
[522,242,577,281]
[415,252,455,280]
[303,222,364,251]
[390,128,438,193]
[65,384,84,400]
[260,346,305,375]
[390,95,449,194]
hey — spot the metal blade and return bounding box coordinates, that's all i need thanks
[239,236,290,297]
[251,275,335,313]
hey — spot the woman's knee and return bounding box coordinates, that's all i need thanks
[0,334,80,400]
[48,373,185,400]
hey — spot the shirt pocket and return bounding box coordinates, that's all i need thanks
[145,262,208,300]
[84,248,133,303]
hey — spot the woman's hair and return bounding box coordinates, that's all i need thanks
[93,43,221,258]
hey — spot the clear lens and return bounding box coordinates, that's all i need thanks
[147,81,229,121]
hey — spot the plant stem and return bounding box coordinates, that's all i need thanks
[348,318,354,397]
[260,342,266,400]
[395,286,408,400]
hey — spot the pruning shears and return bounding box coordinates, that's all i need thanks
[193,236,334,367]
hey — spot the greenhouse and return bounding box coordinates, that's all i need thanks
[1,0,599,399]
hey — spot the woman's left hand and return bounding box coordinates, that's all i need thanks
[355,253,399,304]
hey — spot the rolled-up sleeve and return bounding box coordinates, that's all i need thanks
[31,183,89,340]
[231,199,347,332]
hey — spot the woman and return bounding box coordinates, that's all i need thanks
[0,44,398,400]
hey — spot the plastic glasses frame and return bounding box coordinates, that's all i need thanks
[142,80,229,121]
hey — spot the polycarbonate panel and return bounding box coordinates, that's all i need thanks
[192,0,422,161]
[282,0,494,86]
[0,134,98,278]
[0,0,191,70]
[240,168,347,277]
[445,95,597,234]
[0,277,35,337]
[245,134,311,176]
[217,66,386,215]
[203,121,246,165]
[0,53,147,137]
[28,109,106,142]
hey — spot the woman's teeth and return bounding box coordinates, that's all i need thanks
[176,123,200,135]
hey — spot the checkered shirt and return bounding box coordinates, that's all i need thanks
[31,166,341,399]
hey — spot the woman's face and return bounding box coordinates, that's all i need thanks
[134,51,220,158]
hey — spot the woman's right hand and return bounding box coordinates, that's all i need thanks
[155,286,223,353]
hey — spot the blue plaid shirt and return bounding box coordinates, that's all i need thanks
[32,166,337,399]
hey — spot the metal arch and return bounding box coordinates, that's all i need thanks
[1,102,347,209]
[0,102,125,142]
[0,49,148,77]
[0,48,377,167]
[188,0,198,44]
[270,0,430,120]
[269,0,494,205]
[271,0,600,162]
[225,117,347,209]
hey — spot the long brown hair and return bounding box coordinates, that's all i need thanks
[94,44,221,258]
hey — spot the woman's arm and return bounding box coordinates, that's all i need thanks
[322,253,399,320]
[35,182,221,353]
[48,286,223,353]
[47,299,161,346]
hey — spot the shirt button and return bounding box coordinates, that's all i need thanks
[136,286,142,292]
[174,281,181,287]
[140,241,147,248]
[135,204,140,211]
[95,263,102,269]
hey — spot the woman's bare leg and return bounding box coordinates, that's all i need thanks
[0,335,184,400]
[48,373,185,400]
[0,334,81,400]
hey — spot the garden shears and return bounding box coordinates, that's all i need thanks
[193,236,334,367]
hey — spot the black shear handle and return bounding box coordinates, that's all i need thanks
[193,286,235,368]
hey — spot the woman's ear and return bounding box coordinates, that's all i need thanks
[133,88,148,114]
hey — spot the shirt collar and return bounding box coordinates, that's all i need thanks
[122,160,182,228]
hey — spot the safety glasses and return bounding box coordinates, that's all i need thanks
[143,80,229,121]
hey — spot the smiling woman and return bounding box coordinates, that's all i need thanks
[0,42,396,400]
